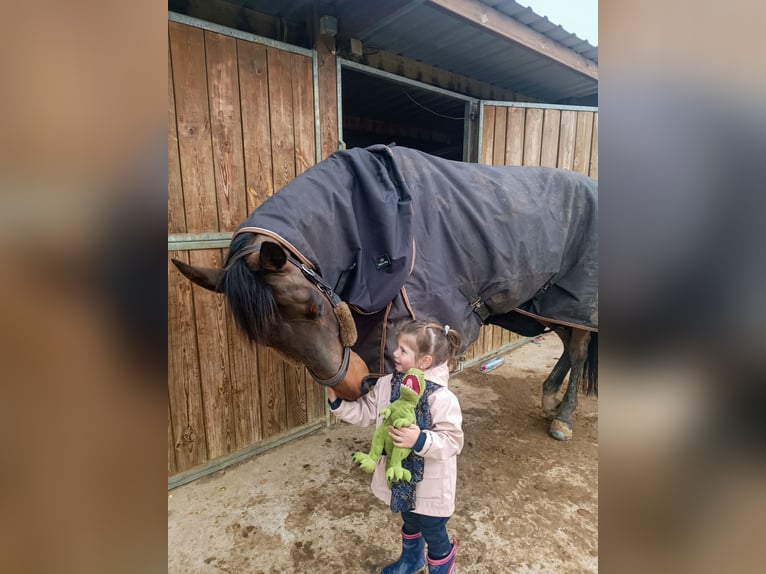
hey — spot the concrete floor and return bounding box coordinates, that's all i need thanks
[168,335,598,573]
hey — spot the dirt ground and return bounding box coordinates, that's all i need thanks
[168,335,598,573]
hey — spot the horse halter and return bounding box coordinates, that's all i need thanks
[226,243,352,388]
[285,254,352,388]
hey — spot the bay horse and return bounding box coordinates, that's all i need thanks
[173,145,597,440]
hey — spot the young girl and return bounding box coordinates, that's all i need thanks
[327,319,463,574]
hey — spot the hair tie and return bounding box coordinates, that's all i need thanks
[444,325,450,335]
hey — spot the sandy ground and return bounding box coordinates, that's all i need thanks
[168,335,598,573]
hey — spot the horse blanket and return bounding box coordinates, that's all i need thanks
[236,144,597,374]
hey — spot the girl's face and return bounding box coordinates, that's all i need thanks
[393,333,420,373]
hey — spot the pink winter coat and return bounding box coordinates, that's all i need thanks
[331,362,463,517]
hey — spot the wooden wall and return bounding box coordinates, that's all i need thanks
[167,20,328,477]
[462,104,599,363]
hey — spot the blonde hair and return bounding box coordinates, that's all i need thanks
[395,319,462,368]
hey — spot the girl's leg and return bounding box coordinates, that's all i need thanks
[401,510,421,536]
[417,515,451,559]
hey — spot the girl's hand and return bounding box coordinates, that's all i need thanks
[388,424,421,449]
[326,387,337,402]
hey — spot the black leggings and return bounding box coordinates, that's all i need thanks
[401,511,452,559]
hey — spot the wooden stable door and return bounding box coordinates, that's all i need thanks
[167,18,324,482]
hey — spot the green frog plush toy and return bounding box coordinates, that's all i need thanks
[353,368,426,485]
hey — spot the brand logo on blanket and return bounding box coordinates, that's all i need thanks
[374,253,391,270]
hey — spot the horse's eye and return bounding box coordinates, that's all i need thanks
[307,298,323,319]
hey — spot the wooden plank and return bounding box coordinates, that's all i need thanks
[304,367,326,422]
[267,47,297,190]
[573,112,594,175]
[205,31,248,231]
[316,27,338,160]
[522,108,543,166]
[480,106,495,165]
[284,362,309,428]
[168,42,186,234]
[238,40,274,212]
[540,109,561,167]
[504,107,525,166]
[226,313,263,448]
[491,107,507,167]
[189,248,235,461]
[557,110,577,171]
[167,250,208,472]
[291,53,316,176]
[256,346,288,438]
[589,113,599,179]
[168,396,176,476]
[169,22,219,233]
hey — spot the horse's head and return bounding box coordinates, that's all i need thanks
[171,234,369,400]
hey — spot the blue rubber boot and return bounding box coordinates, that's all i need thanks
[427,539,457,574]
[381,530,426,574]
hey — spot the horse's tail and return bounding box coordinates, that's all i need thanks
[580,332,598,396]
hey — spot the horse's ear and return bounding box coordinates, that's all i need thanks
[172,259,224,293]
[259,241,288,271]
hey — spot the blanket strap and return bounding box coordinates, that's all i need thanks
[459,284,490,322]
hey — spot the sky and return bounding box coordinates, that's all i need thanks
[515,0,598,46]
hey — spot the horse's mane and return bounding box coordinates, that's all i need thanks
[221,233,279,342]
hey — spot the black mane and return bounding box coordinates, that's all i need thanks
[221,234,279,342]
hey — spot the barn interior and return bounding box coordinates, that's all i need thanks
[340,67,467,160]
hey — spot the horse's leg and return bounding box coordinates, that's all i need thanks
[542,352,571,419]
[549,328,591,441]
[541,327,571,418]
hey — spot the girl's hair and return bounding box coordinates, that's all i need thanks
[395,319,462,368]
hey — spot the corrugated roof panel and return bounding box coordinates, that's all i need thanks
[227,0,598,103]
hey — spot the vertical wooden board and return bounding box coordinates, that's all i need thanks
[168,42,186,234]
[573,112,594,175]
[256,346,288,438]
[491,107,507,167]
[169,22,219,233]
[558,110,577,170]
[226,315,262,449]
[316,31,337,160]
[189,248,235,461]
[522,108,543,166]
[540,109,561,167]
[267,47,296,190]
[167,251,207,472]
[291,53,316,176]
[284,362,309,428]
[304,367,326,421]
[167,395,176,476]
[504,107,526,166]
[205,31,248,231]
[480,106,495,165]
[238,40,274,212]
[589,113,599,179]
[502,326,512,347]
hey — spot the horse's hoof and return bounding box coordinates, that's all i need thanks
[549,419,573,441]
[542,395,561,419]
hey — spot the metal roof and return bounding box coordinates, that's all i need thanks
[198,0,598,103]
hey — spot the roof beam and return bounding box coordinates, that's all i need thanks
[426,0,598,80]
[336,0,426,42]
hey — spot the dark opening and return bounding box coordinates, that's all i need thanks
[341,68,466,160]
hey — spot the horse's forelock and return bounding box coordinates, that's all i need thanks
[222,235,278,342]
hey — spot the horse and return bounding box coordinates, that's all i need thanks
[172,144,597,440]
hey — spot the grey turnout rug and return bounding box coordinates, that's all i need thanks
[235,144,597,374]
